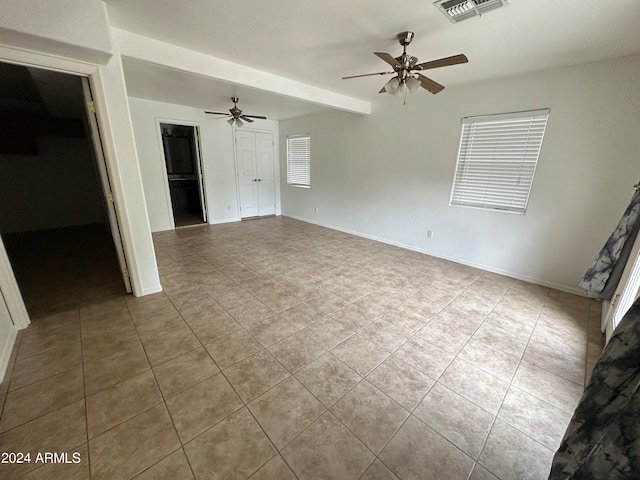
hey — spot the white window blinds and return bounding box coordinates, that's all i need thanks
[450,109,549,214]
[286,134,311,188]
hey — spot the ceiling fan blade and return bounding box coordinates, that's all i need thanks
[415,73,445,94]
[374,52,401,68]
[243,114,267,120]
[204,111,230,116]
[342,71,394,80]
[240,115,255,123]
[414,54,468,71]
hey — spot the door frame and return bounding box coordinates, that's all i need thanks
[155,118,208,229]
[233,126,280,219]
[602,230,640,342]
[0,47,136,328]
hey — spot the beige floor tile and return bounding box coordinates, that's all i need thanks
[439,358,509,415]
[185,311,243,344]
[415,318,472,355]
[267,331,326,372]
[530,322,587,361]
[86,370,162,438]
[366,356,435,411]
[248,376,325,448]
[393,337,455,380]
[279,302,326,329]
[17,323,80,360]
[359,319,410,353]
[84,343,150,395]
[134,449,194,480]
[330,334,389,376]
[204,329,263,369]
[381,307,430,335]
[226,299,274,327]
[89,404,180,480]
[79,298,128,320]
[478,419,554,480]
[498,386,572,450]
[166,372,243,443]
[19,443,89,480]
[512,361,584,414]
[469,464,500,480]
[379,415,474,480]
[0,400,86,478]
[295,353,361,407]
[414,383,494,459]
[282,412,374,480]
[10,342,82,391]
[331,380,409,454]
[0,366,84,432]
[82,324,141,363]
[522,340,585,386]
[248,454,297,480]
[141,326,201,367]
[247,315,298,347]
[458,338,520,381]
[133,310,187,342]
[306,291,351,315]
[153,347,220,398]
[224,349,290,402]
[23,309,79,337]
[80,314,134,340]
[360,459,400,480]
[303,317,355,350]
[184,408,276,480]
[330,302,377,331]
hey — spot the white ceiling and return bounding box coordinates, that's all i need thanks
[104,0,640,120]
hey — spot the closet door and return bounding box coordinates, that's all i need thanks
[235,130,276,218]
[256,132,275,216]
[235,130,260,218]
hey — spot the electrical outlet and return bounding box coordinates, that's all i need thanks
[314,207,319,213]
[227,205,231,211]
[427,230,434,239]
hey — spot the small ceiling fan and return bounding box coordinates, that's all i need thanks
[342,31,468,100]
[205,97,266,127]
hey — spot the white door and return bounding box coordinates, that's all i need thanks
[256,132,276,216]
[193,127,208,222]
[81,78,132,293]
[603,231,640,342]
[235,129,276,218]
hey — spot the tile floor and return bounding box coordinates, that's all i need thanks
[0,217,603,480]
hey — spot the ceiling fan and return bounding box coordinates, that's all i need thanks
[342,31,468,99]
[204,97,266,127]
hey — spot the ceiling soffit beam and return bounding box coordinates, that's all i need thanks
[111,28,370,116]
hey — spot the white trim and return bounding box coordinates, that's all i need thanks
[282,213,583,295]
[137,285,164,297]
[0,325,18,382]
[0,237,30,330]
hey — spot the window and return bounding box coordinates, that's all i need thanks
[286,134,311,188]
[449,109,549,214]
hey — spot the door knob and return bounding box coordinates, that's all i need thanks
[252,179,257,182]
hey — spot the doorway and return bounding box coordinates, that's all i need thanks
[0,61,131,318]
[235,129,276,218]
[160,123,207,227]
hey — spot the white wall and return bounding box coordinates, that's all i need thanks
[0,136,105,234]
[0,0,111,64]
[280,55,640,293]
[128,97,280,231]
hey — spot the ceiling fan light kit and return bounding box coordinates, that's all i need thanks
[434,0,508,23]
[342,31,468,102]
[204,96,266,126]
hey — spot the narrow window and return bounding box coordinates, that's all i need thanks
[286,134,311,188]
[450,109,549,214]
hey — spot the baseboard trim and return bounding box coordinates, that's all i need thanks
[282,213,582,296]
[0,326,17,383]
[137,284,163,297]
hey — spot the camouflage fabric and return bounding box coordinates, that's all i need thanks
[549,301,640,479]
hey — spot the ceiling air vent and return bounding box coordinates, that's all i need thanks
[434,0,508,23]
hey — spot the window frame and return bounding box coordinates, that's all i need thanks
[286,134,311,188]
[449,109,550,214]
